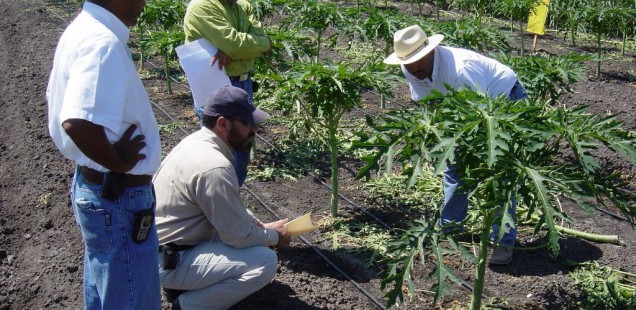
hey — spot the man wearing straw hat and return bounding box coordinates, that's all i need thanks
[154,85,291,310]
[384,25,527,265]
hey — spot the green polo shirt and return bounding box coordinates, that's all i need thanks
[183,0,270,77]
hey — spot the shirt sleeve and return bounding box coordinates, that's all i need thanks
[60,40,129,133]
[184,0,270,60]
[194,166,278,248]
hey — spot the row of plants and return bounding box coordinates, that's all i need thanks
[248,2,636,309]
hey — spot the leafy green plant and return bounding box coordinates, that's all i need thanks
[570,261,636,309]
[451,0,494,26]
[270,60,393,216]
[425,18,512,53]
[354,88,636,309]
[141,26,185,94]
[135,0,187,70]
[362,168,443,212]
[495,0,542,56]
[578,3,636,77]
[282,0,345,61]
[317,218,394,266]
[495,52,590,103]
[351,7,415,108]
[158,120,186,134]
[249,0,288,22]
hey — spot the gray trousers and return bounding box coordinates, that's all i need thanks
[159,242,278,310]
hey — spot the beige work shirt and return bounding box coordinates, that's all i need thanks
[154,127,278,248]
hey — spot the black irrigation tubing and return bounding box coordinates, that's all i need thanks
[242,185,388,310]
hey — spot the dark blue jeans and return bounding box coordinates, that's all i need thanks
[195,78,253,187]
[440,80,527,246]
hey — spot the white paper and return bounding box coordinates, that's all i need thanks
[175,38,231,109]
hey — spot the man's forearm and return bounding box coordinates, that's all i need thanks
[62,119,129,172]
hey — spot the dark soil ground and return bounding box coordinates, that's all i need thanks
[1,1,635,309]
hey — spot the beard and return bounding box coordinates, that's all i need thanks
[228,126,254,152]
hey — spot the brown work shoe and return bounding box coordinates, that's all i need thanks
[489,246,513,265]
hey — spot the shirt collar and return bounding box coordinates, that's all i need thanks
[82,2,130,44]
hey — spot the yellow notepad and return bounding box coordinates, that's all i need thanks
[284,213,320,238]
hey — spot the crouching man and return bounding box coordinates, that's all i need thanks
[154,85,291,310]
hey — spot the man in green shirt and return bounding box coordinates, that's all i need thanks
[184,0,271,187]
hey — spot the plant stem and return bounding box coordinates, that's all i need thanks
[596,31,602,78]
[163,54,172,95]
[470,221,491,310]
[555,225,623,245]
[329,124,339,217]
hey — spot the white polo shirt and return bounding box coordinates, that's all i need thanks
[46,2,161,175]
[402,45,517,102]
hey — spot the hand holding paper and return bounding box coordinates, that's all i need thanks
[284,213,320,239]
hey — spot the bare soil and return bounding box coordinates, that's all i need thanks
[1,1,634,309]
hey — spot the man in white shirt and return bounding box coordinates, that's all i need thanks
[384,25,527,265]
[46,0,162,309]
[154,85,291,310]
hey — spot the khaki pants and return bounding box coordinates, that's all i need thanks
[159,242,278,310]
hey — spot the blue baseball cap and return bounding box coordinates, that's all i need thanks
[203,85,269,124]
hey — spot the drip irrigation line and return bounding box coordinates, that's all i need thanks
[150,99,191,136]
[242,185,387,310]
[595,207,632,223]
[253,132,395,232]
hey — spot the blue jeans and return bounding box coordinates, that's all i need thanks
[439,81,527,247]
[195,77,254,187]
[71,167,161,310]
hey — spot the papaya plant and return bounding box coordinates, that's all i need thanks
[354,7,416,108]
[354,88,636,309]
[578,3,634,77]
[270,60,393,216]
[495,0,542,56]
[141,26,185,94]
[135,0,187,70]
[281,0,345,62]
[426,18,512,53]
[495,52,590,103]
[249,0,288,22]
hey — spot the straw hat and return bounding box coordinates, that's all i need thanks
[383,25,444,65]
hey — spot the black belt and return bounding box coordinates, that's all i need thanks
[79,166,152,187]
[159,243,196,253]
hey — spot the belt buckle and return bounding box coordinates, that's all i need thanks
[239,73,248,82]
